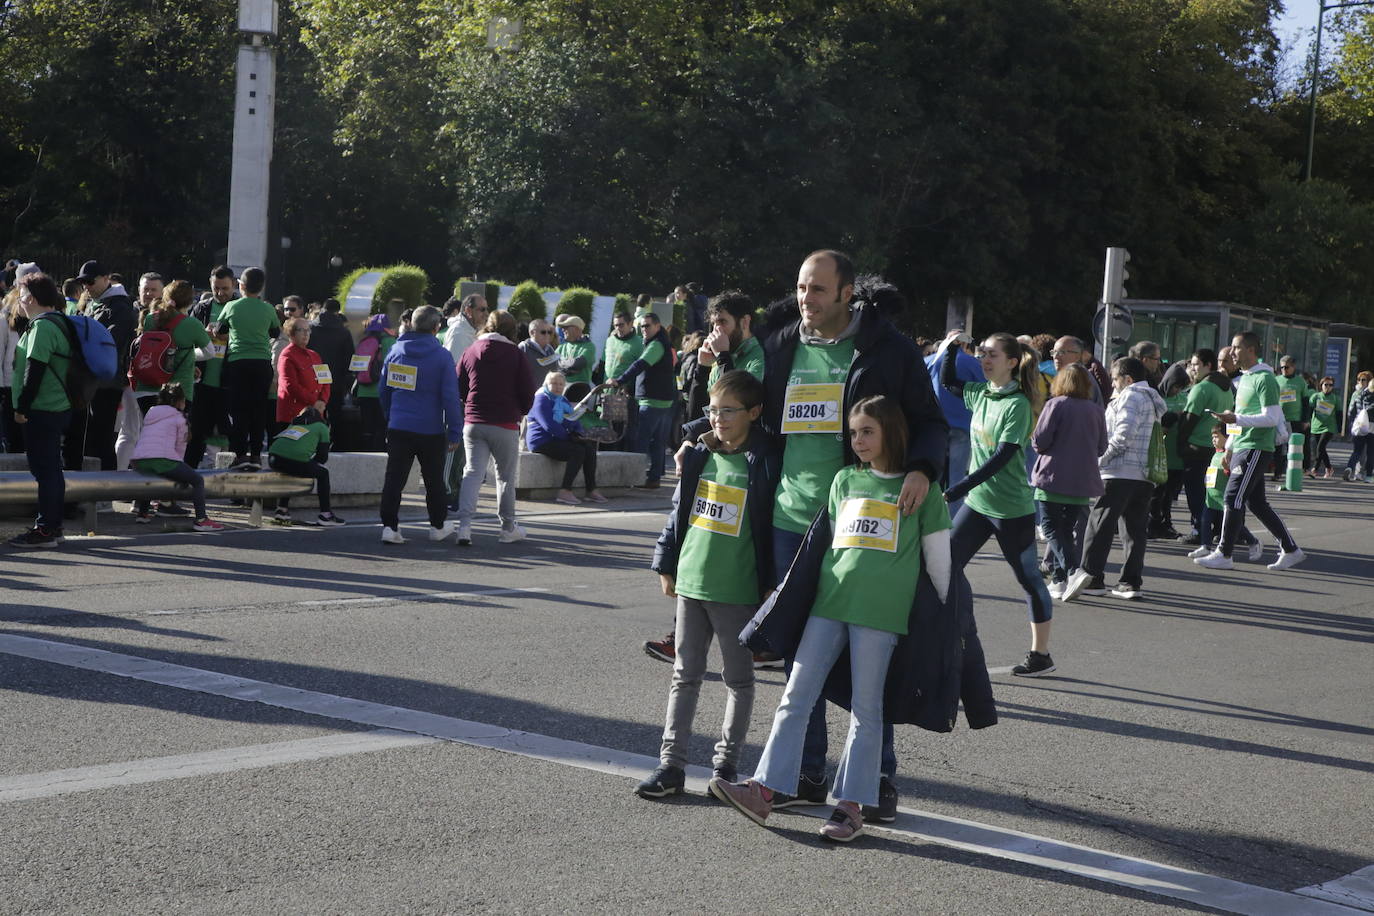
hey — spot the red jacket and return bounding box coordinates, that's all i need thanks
[277,342,332,422]
[458,334,536,429]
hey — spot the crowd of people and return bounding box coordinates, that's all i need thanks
[1,250,1367,845]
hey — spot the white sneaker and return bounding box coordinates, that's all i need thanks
[380,526,406,545]
[1111,584,1143,600]
[1267,548,1305,571]
[1194,550,1233,569]
[1187,545,1213,559]
[498,523,527,544]
[1060,569,1091,602]
[1046,581,1065,600]
[1247,540,1264,562]
[430,521,458,542]
[457,522,472,546]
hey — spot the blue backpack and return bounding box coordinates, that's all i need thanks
[37,312,119,409]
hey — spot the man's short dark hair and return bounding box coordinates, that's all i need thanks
[283,294,304,307]
[706,290,753,325]
[442,296,462,316]
[640,312,661,326]
[461,293,486,313]
[240,267,266,295]
[805,249,855,291]
[139,271,163,284]
[1234,330,1261,354]
[210,265,235,282]
[323,298,341,313]
[1129,340,1161,360]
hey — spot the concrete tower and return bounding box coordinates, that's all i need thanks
[227,0,278,276]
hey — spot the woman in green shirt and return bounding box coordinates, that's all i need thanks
[1308,377,1340,478]
[940,331,1055,677]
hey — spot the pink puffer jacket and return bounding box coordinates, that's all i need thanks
[131,405,188,462]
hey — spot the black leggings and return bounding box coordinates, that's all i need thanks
[269,454,331,512]
[534,438,598,490]
[186,383,232,468]
[224,359,272,460]
[1311,432,1334,475]
[950,506,1053,623]
[136,462,207,518]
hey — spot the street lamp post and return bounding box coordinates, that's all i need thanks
[1304,0,1373,181]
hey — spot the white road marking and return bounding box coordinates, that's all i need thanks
[986,665,1015,676]
[146,585,549,616]
[0,730,438,803]
[1296,866,1374,912]
[0,633,1360,916]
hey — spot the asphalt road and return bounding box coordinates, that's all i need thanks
[1,466,1371,915]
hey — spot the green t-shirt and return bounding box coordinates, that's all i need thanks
[557,338,597,386]
[199,299,230,387]
[1033,488,1090,506]
[708,335,765,388]
[1276,372,1309,422]
[637,339,673,409]
[268,419,330,463]
[774,338,855,534]
[675,451,759,605]
[135,312,211,400]
[220,296,281,362]
[12,315,73,412]
[1205,450,1227,510]
[963,382,1034,519]
[355,334,396,399]
[1309,390,1339,435]
[1183,379,1234,451]
[134,457,181,475]
[813,466,951,635]
[1232,368,1280,452]
[603,331,644,380]
[64,299,81,316]
[1164,390,1188,470]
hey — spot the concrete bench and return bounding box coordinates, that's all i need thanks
[0,469,313,530]
[515,449,648,499]
[215,451,424,508]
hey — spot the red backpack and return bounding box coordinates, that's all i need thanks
[129,314,188,387]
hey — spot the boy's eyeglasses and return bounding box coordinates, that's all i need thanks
[704,406,746,419]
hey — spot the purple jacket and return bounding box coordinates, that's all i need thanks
[1030,395,1107,499]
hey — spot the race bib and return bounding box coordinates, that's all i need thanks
[782,383,843,434]
[688,479,746,537]
[1314,400,1333,417]
[312,364,333,384]
[1279,388,1298,404]
[537,353,560,367]
[210,342,226,359]
[832,498,900,552]
[349,354,371,372]
[1205,465,1219,488]
[386,363,418,391]
[1226,423,1242,437]
[278,425,308,441]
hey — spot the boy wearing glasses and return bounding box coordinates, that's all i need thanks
[637,370,780,797]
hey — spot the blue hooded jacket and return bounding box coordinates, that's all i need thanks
[379,331,463,442]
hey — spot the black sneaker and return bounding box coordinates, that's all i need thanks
[8,526,59,549]
[634,764,685,799]
[712,763,738,784]
[1012,651,1056,677]
[861,776,898,824]
[772,773,828,808]
[643,632,675,663]
[156,502,190,517]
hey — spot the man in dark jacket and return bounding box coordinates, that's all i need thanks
[68,259,137,470]
[309,299,355,418]
[612,312,677,489]
[186,265,238,468]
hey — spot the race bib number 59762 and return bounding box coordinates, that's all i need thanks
[832,497,900,552]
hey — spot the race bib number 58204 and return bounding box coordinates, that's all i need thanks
[782,383,843,434]
[832,497,900,552]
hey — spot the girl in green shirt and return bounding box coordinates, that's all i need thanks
[939,331,1055,677]
[712,396,949,844]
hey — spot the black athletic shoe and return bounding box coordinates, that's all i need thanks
[8,526,59,549]
[1012,651,1056,677]
[155,502,191,517]
[772,773,828,808]
[712,764,738,785]
[634,764,685,799]
[861,776,898,824]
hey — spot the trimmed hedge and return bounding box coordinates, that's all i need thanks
[507,280,546,324]
[336,263,429,317]
[555,287,596,326]
[613,292,633,317]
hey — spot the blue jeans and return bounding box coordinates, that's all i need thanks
[1038,500,1088,584]
[772,525,898,782]
[24,409,71,531]
[946,427,971,517]
[754,615,897,807]
[636,404,674,483]
[950,505,1053,623]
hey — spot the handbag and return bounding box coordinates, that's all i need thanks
[1145,421,1168,485]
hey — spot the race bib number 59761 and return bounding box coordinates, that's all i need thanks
[688,479,746,537]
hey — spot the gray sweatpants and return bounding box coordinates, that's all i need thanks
[659,595,757,772]
[458,423,519,529]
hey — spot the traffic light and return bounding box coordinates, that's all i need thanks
[1101,247,1131,304]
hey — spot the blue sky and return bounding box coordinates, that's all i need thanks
[1275,1,1320,59]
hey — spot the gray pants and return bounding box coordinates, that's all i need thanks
[458,423,519,529]
[660,595,756,772]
